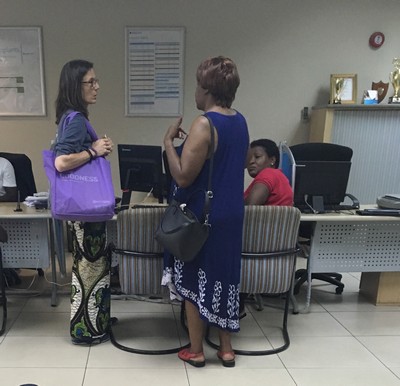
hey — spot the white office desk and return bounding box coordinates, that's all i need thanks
[0,201,164,307]
[299,206,400,312]
[0,202,60,306]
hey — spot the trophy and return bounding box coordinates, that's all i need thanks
[389,58,400,104]
[333,77,344,104]
[372,81,389,103]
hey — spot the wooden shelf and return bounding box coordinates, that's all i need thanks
[312,104,400,112]
[360,272,400,305]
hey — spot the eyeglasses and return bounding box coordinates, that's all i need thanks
[81,78,99,88]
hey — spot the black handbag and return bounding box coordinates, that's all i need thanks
[155,115,215,262]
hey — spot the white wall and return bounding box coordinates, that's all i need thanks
[1,0,399,193]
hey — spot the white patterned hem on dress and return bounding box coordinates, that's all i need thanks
[162,267,183,302]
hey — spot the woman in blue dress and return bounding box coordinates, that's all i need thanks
[162,56,249,367]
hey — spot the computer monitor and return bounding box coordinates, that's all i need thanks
[118,144,163,206]
[293,160,351,212]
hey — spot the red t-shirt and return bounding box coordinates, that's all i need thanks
[244,168,293,206]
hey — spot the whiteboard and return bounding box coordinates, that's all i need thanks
[0,27,46,116]
[125,27,185,116]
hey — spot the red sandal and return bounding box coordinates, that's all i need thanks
[217,350,235,367]
[178,348,206,368]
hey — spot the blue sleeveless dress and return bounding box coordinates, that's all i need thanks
[162,111,249,332]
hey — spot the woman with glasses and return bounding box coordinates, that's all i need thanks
[54,59,114,345]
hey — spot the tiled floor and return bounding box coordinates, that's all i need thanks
[1,258,400,386]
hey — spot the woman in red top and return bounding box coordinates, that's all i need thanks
[244,139,293,206]
[241,139,293,317]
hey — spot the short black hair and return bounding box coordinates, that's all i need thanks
[250,139,280,168]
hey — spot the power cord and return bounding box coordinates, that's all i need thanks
[141,188,154,203]
[304,194,319,214]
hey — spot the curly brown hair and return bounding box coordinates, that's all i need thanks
[196,56,240,108]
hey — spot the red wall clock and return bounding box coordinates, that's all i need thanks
[369,32,385,48]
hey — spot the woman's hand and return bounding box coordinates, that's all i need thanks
[54,135,114,172]
[164,115,211,188]
[164,117,186,144]
[92,136,114,157]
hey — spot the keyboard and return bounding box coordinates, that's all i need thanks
[131,204,166,209]
[324,204,358,211]
[296,204,358,213]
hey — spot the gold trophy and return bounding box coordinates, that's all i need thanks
[333,77,344,104]
[389,58,400,104]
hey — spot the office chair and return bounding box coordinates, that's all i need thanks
[290,142,353,295]
[111,206,189,355]
[278,141,296,189]
[115,207,166,296]
[0,225,8,336]
[206,205,301,355]
[0,152,37,202]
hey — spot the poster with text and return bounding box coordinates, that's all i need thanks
[125,27,184,116]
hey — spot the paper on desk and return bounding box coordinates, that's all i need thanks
[24,192,49,207]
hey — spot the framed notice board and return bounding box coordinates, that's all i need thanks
[125,27,185,116]
[0,27,46,116]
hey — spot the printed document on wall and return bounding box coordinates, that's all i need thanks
[125,27,185,116]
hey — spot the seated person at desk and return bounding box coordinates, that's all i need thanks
[244,139,293,206]
[0,157,17,202]
[0,157,21,285]
[240,139,293,317]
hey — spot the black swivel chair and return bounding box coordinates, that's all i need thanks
[290,142,353,295]
[0,152,37,202]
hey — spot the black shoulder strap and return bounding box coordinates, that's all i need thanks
[202,114,215,224]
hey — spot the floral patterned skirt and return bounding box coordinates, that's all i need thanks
[162,255,240,333]
[69,221,111,344]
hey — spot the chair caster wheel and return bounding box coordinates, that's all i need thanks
[335,287,344,295]
[110,317,118,325]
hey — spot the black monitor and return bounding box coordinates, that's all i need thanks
[118,144,163,206]
[293,160,351,212]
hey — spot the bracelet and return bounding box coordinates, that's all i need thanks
[90,147,98,158]
[85,149,93,161]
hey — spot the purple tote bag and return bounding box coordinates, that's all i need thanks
[42,112,115,222]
